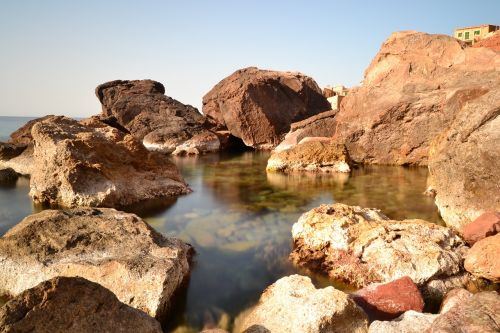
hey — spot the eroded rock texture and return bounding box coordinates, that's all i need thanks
[0,208,193,318]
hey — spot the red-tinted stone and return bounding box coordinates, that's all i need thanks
[462,212,500,245]
[351,276,424,321]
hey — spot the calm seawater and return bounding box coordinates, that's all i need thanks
[0,116,442,332]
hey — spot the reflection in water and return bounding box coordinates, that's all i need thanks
[0,150,442,332]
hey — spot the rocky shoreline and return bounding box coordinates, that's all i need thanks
[0,30,499,332]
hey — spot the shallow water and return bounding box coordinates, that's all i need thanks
[0,117,442,332]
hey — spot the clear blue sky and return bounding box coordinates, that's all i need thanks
[1,0,498,117]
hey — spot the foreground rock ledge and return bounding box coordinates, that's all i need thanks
[290,203,468,302]
[266,140,351,173]
[238,274,368,333]
[0,208,193,318]
[0,277,162,333]
[29,116,190,208]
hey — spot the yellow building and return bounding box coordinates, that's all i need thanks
[454,24,499,45]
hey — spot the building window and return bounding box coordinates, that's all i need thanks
[465,31,470,39]
[474,30,480,35]
[458,32,463,37]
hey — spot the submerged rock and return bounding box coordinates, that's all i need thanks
[332,31,499,166]
[0,208,193,318]
[266,140,351,173]
[29,116,189,208]
[462,211,500,245]
[428,88,500,230]
[427,291,500,332]
[464,233,500,282]
[274,110,338,152]
[203,67,331,149]
[0,168,18,186]
[0,277,162,333]
[290,204,468,302]
[95,79,215,154]
[351,276,424,321]
[238,274,368,333]
[368,311,437,333]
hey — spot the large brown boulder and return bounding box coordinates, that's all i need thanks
[332,31,499,166]
[0,208,193,318]
[238,274,368,333]
[427,87,500,229]
[202,67,331,149]
[95,79,216,154]
[28,116,189,208]
[0,277,162,333]
[290,204,469,304]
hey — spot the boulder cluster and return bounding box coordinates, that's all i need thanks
[0,29,499,332]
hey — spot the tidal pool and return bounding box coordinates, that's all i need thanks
[0,135,442,332]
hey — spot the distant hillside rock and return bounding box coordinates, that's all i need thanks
[332,31,499,166]
[95,79,217,154]
[202,67,331,149]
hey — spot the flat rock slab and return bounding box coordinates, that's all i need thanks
[239,274,368,333]
[266,141,351,173]
[351,276,424,321]
[464,233,500,282]
[29,116,189,208]
[0,208,193,318]
[290,203,468,302]
[0,277,162,333]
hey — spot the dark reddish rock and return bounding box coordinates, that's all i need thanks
[332,31,499,166]
[351,276,424,321]
[462,212,500,245]
[95,79,212,153]
[464,233,500,282]
[274,110,337,152]
[0,142,26,161]
[427,291,500,332]
[0,277,162,333]
[8,115,54,145]
[202,67,331,149]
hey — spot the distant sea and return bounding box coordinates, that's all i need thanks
[0,116,35,141]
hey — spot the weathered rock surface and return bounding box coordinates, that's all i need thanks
[462,211,500,245]
[427,87,500,230]
[427,291,500,332]
[274,110,337,152]
[368,311,437,333]
[351,276,424,321]
[0,208,193,318]
[332,31,499,166]
[266,140,351,173]
[238,274,368,333]
[95,79,214,153]
[8,115,54,145]
[0,142,26,160]
[172,130,221,155]
[28,116,189,208]
[203,67,331,149]
[0,277,162,333]
[464,233,500,282]
[0,144,34,175]
[290,204,468,301]
[439,288,473,314]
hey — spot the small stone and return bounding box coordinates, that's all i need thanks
[351,276,424,321]
[462,211,500,245]
[464,233,500,282]
[368,311,437,333]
